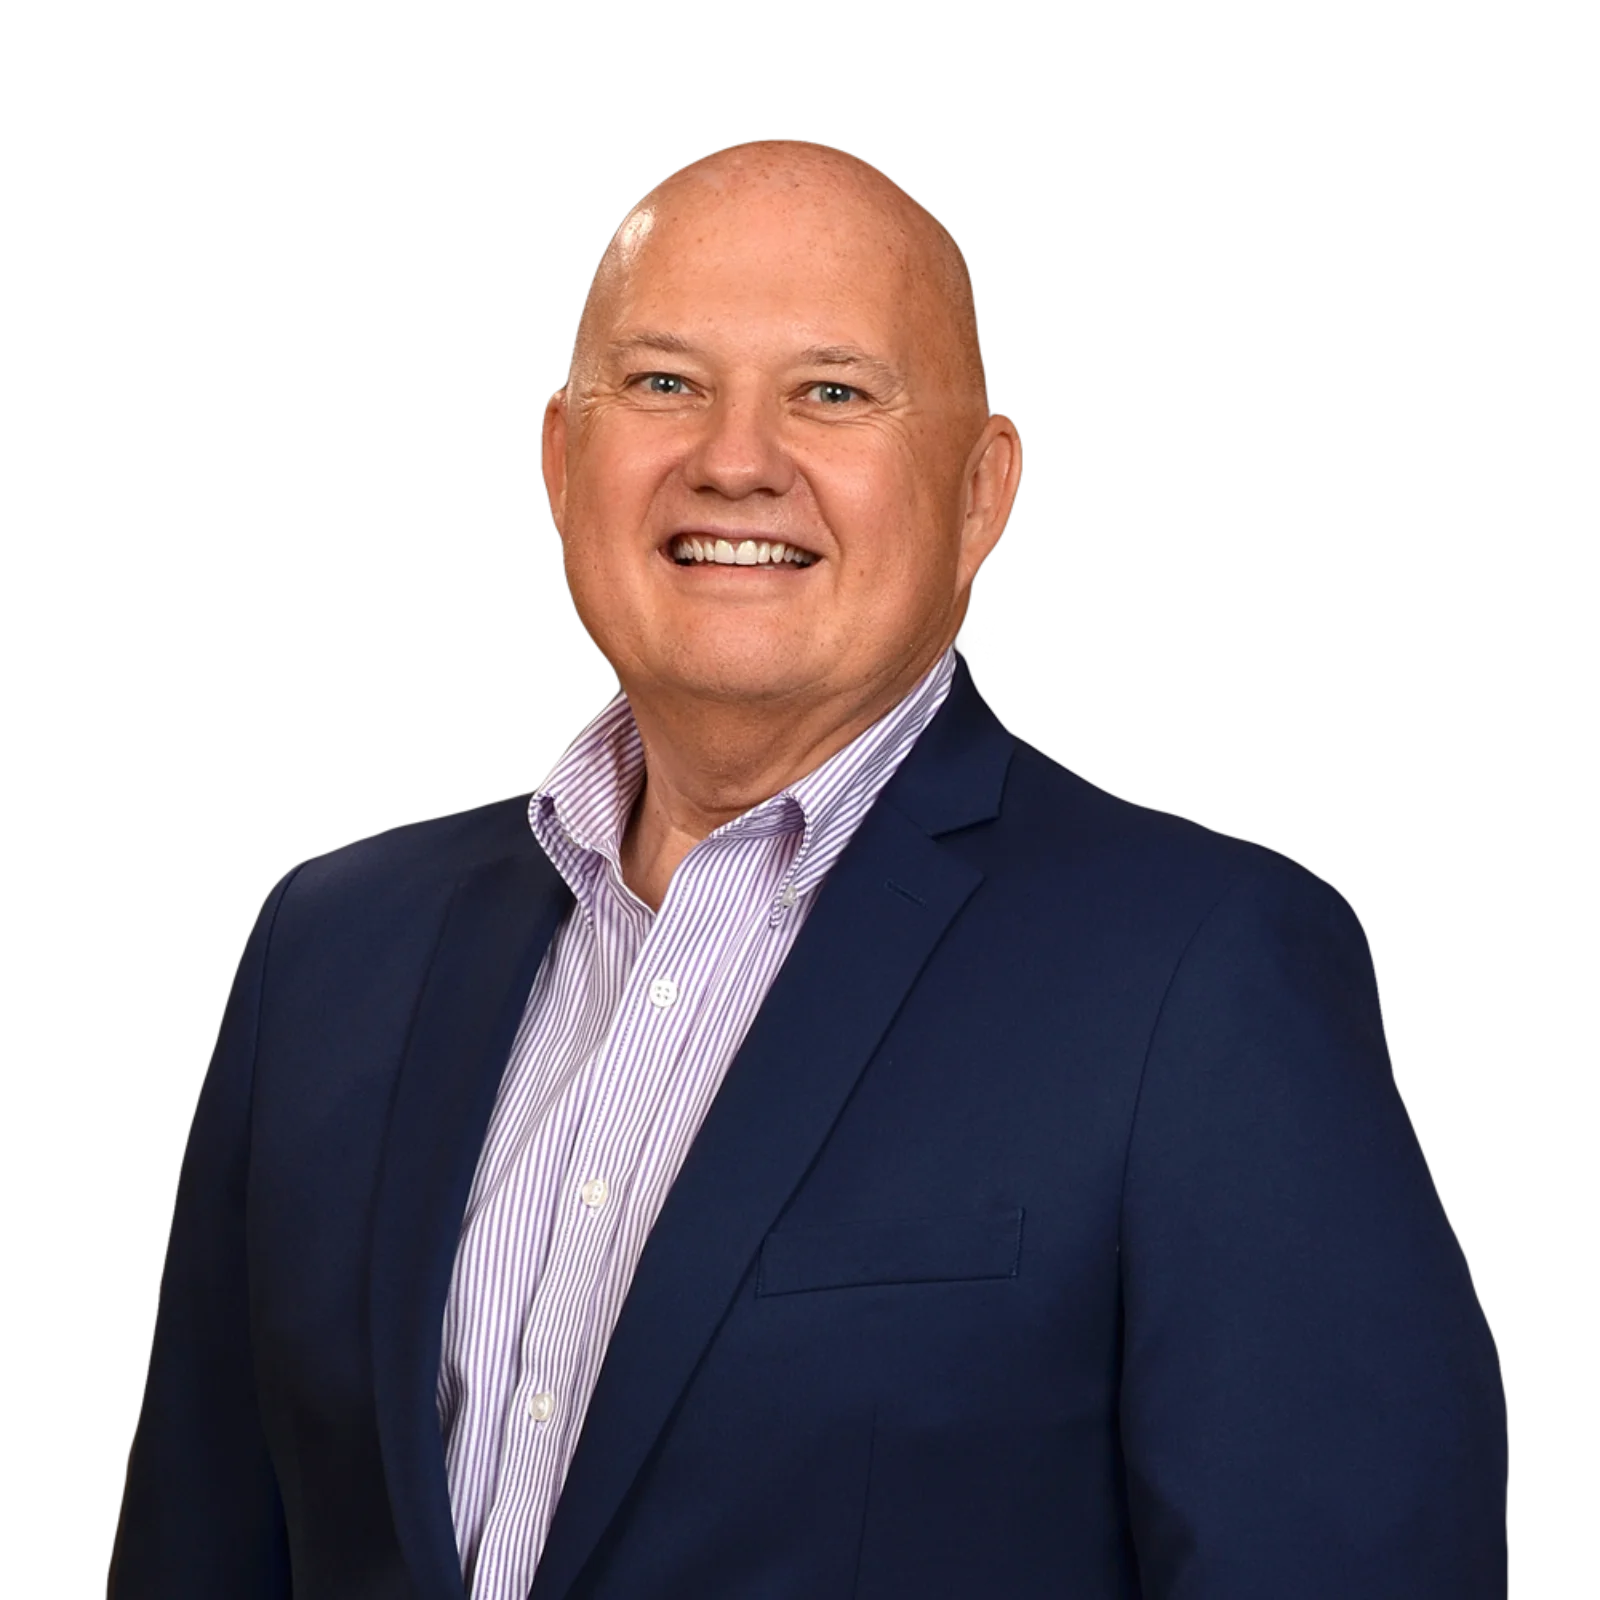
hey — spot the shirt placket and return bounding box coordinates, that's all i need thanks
[486,867,708,1574]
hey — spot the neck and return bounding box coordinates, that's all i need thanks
[616,648,946,910]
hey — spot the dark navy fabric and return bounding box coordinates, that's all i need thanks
[110,660,1506,1599]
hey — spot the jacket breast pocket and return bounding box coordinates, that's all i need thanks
[756,1207,1024,1297]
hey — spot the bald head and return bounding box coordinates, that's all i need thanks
[570,141,987,420]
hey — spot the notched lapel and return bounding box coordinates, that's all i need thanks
[530,798,987,1600]
[369,848,571,1600]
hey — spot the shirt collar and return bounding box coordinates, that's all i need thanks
[528,648,958,902]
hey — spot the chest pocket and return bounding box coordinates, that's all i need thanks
[756,1207,1024,1296]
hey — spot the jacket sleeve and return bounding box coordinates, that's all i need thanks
[1118,860,1506,1598]
[109,872,299,1599]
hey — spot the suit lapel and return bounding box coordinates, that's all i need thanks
[531,662,1013,1600]
[370,846,572,1600]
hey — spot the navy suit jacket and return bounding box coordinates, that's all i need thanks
[111,661,1506,1598]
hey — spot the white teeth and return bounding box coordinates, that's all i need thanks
[670,535,816,566]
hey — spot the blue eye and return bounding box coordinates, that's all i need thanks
[645,374,687,394]
[808,382,857,404]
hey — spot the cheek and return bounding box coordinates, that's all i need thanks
[566,415,681,533]
[805,436,905,545]
[807,439,961,590]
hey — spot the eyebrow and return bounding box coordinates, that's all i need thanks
[603,332,905,393]
[605,330,696,359]
[796,345,904,393]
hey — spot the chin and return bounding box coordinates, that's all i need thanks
[654,638,823,706]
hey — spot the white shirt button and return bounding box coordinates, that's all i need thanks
[779,883,798,908]
[579,1178,609,1209]
[528,1391,554,1422]
[648,977,678,1008]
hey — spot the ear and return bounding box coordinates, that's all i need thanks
[957,414,1023,587]
[542,388,571,537]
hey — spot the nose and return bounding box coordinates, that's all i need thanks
[682,392,796,500]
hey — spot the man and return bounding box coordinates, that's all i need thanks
[111,142,1506,1598]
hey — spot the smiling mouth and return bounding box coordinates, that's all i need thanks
[669,534,818,569]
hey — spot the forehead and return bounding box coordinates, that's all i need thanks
[598,185,929,359]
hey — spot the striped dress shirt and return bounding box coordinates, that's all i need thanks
[437,648,957,1598]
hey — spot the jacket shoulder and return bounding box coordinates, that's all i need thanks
[278,793,540,917]
[996,738,1359,933]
